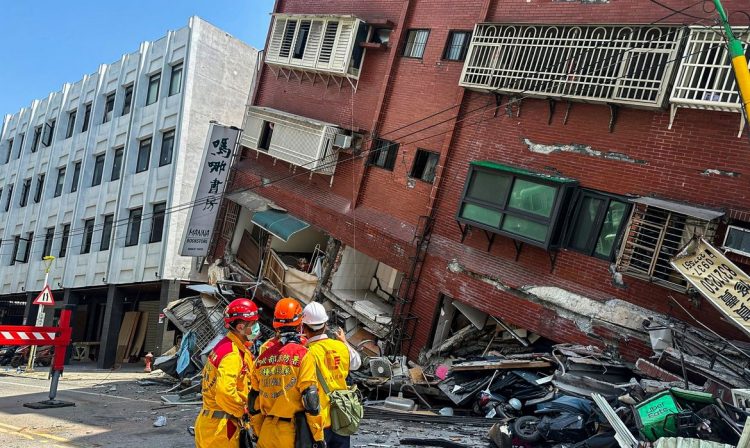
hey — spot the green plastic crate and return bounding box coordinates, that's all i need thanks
[633,391,681,441]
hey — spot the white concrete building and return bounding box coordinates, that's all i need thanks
[0,17,257,367]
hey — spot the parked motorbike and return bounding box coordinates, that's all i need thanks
[0,346,19,366]
[10,345,54,368]
[473,390,523,420]
[511,396,598,445]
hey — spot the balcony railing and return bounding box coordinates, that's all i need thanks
[459,24,684,108]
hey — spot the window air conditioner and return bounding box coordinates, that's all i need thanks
[723,225,750,258]
[333,133,352,149]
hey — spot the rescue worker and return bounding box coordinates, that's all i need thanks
[248,298,326,448]
[302,302,362,448]
[194,298,261,448]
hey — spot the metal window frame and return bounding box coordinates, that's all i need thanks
[146,73,161,106]
[409,148,440,183]
[459,23,683,108]
[136,138,152,173]
[722,225,750,258]
[100,214,114,251]
[92,154,105,186]
[563,189,632,261]
[159,130,175,166]
[442,30,472,61]
[168,62,183,96]
[81,218,95,254]
[403,29,431,59]
[149,202,167,244]
[368,138,399,171]
[125,208,143,247]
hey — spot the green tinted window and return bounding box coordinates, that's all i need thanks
[466,171,511,205]
[570,196,605,251]
[594,200,628,258]
[460,203,502,228]
[507,179,556,217]
[501,215,548,242]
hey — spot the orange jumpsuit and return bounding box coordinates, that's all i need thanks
[249,338,324,448]
[194,332,253,447]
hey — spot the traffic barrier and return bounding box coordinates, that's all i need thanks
[0,304,75,409]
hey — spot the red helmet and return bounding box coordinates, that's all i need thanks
[224,298,259,328]
[273,298,303,329]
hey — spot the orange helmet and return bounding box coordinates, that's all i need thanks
[273,298,303,329]
[224,298,259,328]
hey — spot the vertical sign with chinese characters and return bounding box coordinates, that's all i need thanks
[180,123,240,257]
[671,238,750,337]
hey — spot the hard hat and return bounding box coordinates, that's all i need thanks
[302,302,328,330]
[224,298,259,328]
[508,398,522,411]
[273,297,304,329]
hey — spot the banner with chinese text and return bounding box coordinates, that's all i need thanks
[671,238,750,337]
[179,123,239,257]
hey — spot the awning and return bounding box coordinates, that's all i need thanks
[226,190,272,211]
[631,197,724,221]
[251,210,310,242]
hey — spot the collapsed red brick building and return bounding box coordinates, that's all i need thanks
[211,0,750,361]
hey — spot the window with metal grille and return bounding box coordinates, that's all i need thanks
[279,19,297,58]
[616,203,719,291]
[368,139,399,171]
[670,27,750,116]
[404,30,430,59]
[222,201,241,239]
[460,24,683,108]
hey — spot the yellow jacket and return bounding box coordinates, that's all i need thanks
[200,331,254,418]
[306,337,351,429]
[249,339,324,441]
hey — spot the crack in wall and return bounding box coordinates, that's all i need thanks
[701,168,740,177]
[523,138,647,164]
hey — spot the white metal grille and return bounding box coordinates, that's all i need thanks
[459,24,684,108]
[266,14,363,79]
[617,204,718,291]
[671,26,750,111]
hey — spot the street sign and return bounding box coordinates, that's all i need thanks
[33,285,55,306]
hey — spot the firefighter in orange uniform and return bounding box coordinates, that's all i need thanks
[302,302,362,448]
[194,298,260,447]
[248,298,326,448]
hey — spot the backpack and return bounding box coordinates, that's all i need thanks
[315,365,363,436]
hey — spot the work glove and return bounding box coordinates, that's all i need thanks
[311,441,327,448]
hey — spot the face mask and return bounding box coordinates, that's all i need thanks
[249,322,261,341]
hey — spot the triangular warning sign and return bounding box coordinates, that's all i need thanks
[33,285,55,306]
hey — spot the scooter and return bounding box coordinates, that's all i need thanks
[0,346,18,366]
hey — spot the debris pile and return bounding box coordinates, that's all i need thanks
[353,318,750,447]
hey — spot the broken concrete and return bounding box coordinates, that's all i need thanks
[523,138,647,164]
[700,168,740,177]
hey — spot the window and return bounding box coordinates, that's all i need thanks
[4,138,12,163]
[103,92,115,123]
[159,130,175,166]
[616,200,720,290]
[410,149,439,183]
[565,191,630,260]
[111,147,124,181]
[403,30,430,59]
[279,19,298,58]
[443,31,471,61]
[457,162,578,249]
[22,232,33,263]
[122,84,134,116]
[59,224,70,258]
[81,218,95,254]
[81,103,92,132]
[10,235,20,266]
[258,122,274,151]
[100,214,114,251]
[723,225,750,257]
[0,188,3,210]
[150,202,166,243]
[16,134,24,158]
[66,110,77,138]
[70,161,81,193]
[42,227,54,258]
[34,174,45,203]
[19,178,31,207]
[31,126,42,153]
[125,208,143,246]
[293,21,311,59]
[90,154,105,186]
[42,120,55,147]
[169,63,183,96]
[136,138,151,172]
[368,139,399,171]
[5,184,13,211]
[54,167,65,197]
[146,73,161,105]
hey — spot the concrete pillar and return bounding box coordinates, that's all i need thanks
[98,285,125,369]
[62,289,80,365]
[23,292,36,325]
[154,280,180,357]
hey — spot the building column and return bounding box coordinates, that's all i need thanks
[154,280,180,357]
[98,285,125,369]
[23,292,37,325]
[62,289,80,365]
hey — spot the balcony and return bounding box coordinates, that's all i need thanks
[240,106,348,177]
[459,24,684,109]
[669,26,750,136]
[265,14,369,89]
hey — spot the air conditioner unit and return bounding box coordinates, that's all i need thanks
[333,134,352,149]
[723,225,750,258]
[369,357,393,378]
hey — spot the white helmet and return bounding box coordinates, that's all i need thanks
[302,302,328,330]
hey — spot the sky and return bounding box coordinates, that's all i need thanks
[0,0,275,115]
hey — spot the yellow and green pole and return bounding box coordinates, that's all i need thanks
[712,0,750,121]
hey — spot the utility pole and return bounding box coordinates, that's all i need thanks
[712,0,750,123]
[27,256,55,372]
